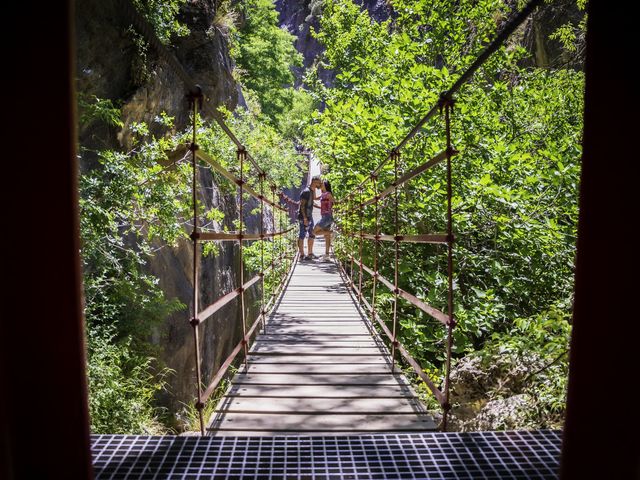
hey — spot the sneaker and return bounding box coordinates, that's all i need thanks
[307,253,319,260]
[321,254,331,262]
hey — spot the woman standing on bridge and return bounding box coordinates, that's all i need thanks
[313,180,336,261]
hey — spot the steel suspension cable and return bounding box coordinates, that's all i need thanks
[358,188,364,303]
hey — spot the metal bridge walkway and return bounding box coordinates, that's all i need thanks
[208,238,437,436]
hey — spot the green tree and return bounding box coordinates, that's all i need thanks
[306,0,583,427]
[232,0,303,123]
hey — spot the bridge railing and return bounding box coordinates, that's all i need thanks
[334,0,543,431]
[120,0,301,435]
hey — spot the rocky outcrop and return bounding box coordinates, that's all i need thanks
[446,354,545,431]
[275,0,393,86]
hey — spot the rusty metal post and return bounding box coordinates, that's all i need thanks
[260,174,266,334]
[237,147,249,372]
[187,87,205,435]
[357,188,364,302]
[349,202,355,286]
[442,97,456,431]
[371,176,379,323]
[391,150,400,373]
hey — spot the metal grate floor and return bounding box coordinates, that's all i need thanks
[91,430,561,479]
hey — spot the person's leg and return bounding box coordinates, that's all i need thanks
[307,219,315,257]
[298,221,306,257]
[325,232,331,255]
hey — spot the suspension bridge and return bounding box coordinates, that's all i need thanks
[87,0,570,477]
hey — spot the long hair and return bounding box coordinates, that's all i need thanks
[323,180,332,194]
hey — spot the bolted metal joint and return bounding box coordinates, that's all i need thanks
[237,286,245,293]
[392,340,399,348]
[438,92,455,110]
[189,142,199,152]
[190,230,201,241]
[241,338,248,346]
[394,235,403,242]
[446,146,458,157]
[190,317,200,327]
[186,85,204,108]
[446,233,455,244]
[448,316,457,328]
[235,179,245,186]
[441,402,452,412]
[393,288,400,294]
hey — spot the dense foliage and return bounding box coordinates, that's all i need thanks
[231,0,303,124]
[305,0,583,428]
[80,94,299,433]
[80,0,584,433]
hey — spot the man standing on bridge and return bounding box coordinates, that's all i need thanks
[298,175,322,260]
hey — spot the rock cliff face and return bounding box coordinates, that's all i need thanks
[76,0,267,422]
[275,0,392,86]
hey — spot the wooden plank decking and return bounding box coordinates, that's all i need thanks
[207,238,436,436]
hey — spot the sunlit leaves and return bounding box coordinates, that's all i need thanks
[305,1,583,425]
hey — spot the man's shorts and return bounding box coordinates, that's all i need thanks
[316,214,334,231]
[298,218,315,239]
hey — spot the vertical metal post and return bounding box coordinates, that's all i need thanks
[260,175,266,333]
[349,200,355,286]
[391,150,400,373]
[442,99,455,431]
[280,205,286,284]
[187,88,205,435]
[371,176,379,322]
[237,147,249,372]
[357,188,364,302]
